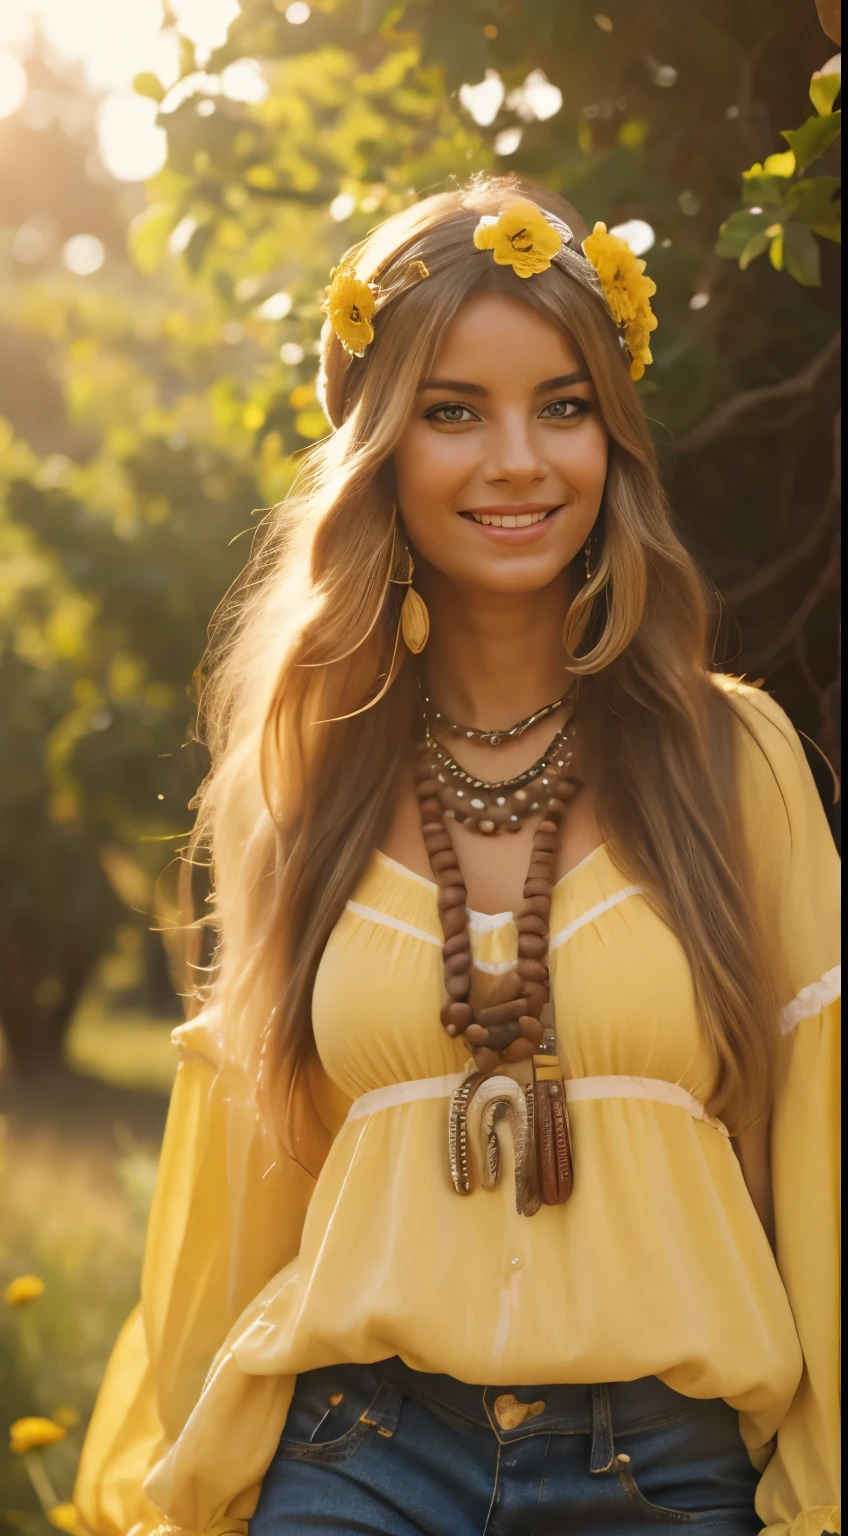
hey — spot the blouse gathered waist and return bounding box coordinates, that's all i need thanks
[345,1070,731,1134]
[72,684,841,1536]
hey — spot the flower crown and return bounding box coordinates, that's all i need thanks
[324,198,657,381]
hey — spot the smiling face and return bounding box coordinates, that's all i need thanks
[393,290,609,596]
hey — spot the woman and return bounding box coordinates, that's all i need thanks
[76,178,840,1536]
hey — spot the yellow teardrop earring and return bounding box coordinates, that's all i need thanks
[401,555,430,654]
[389,515,430,654]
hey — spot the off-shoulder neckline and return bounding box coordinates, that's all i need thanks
[374,843,608,923]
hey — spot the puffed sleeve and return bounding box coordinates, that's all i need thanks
[730,685,840,1536]
[74,1007,349,1536]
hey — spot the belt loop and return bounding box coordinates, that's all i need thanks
[589,1383,615,1472]
[359,1379,404,1438]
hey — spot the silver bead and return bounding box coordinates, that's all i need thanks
[456,789,464,798]
[496,797,506,806]
[470,798,485,810]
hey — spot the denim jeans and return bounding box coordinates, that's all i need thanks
[249,1357,762,1534]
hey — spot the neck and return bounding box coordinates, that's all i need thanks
[415,569,574,730]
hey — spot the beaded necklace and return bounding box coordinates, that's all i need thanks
[414,721,579,1215]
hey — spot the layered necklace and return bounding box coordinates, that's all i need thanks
[416,679,579,835]
[414,677,581,1216]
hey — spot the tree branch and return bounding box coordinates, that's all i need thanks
[745,542,839,674]
[676,331,841,454]
[724,408,840,605]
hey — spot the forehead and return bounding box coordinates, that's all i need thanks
[431,290,583,379]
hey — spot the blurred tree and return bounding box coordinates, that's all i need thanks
[0,0,840,1070]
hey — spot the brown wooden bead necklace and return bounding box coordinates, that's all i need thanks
[414,747,580,1066]
[413,701,581,1215]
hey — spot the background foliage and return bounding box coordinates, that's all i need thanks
[0,3,841,1529]
[0,0,841,1068]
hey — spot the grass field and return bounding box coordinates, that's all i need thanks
[0,995,176,1536]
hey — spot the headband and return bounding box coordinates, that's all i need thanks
[323,197,657,381]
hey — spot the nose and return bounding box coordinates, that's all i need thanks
[484,409,546,488]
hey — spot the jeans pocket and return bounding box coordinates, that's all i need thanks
[276,1369,401,1466]
[615,1453,700,1523]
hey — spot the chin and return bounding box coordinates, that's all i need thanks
[455,554,574,595]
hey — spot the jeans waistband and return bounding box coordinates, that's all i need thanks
[374,1358,702,1468]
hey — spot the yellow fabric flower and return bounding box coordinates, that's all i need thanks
[9,1418,67,1455]
[473,198,562,278]
[48,1504,86,1535]
[3,1275,45,1307]
[324,267,376,356]
[582,221,658,380]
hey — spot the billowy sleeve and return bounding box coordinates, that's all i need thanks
[74,1008,348,1536]
[732,686,840,1536]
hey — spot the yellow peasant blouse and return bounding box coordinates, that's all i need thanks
[75,686,840,1536]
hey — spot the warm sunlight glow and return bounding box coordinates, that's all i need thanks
[0,50,27,117]
[3,1,243,183]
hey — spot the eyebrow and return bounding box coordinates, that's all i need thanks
[420,370,591,395]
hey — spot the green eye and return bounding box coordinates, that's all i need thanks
[540,399,586,420]
[427,403,477,424]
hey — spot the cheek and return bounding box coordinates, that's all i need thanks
[394,424,472,509]
[555,420,609,496]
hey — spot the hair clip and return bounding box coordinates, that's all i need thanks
[581,222,658,380]
[472,197,564,278]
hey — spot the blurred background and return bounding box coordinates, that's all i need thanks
[0,0,841,1529]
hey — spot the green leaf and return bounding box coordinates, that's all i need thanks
[127,204,174,274]
[782,223,822,285]
[781,110,841,172]
[715,207,772,259]
[762,149,795,177]
[739,230,771,269]
[811,222,842,244]
[785,175,841,227]
[740,168,788,212]
[810,66,841,117]
[133,72,165,103]
[185,222,215,274]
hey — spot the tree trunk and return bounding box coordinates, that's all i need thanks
[0,922,99,1075]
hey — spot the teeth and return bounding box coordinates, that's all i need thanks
[470,509,548,527]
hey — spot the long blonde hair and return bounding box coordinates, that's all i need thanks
[191,175,776,1169]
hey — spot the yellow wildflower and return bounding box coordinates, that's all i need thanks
[3,1275,45,1307]
[582,221,658,380]
[48,1505,86,1535]
[9,1417,67,1455]
[324,267,376,356]
[473,198,562,278]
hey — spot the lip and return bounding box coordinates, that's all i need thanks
[460,503,562,544]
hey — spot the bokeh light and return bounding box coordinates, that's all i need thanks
[609,219,655,255]
[256,292,293,319]
[62,233,106,275]
[0,50,28,118]
[97,92,167,182]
